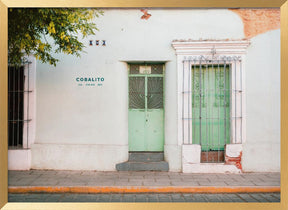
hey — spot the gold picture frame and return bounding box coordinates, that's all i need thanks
[0,0,287,209]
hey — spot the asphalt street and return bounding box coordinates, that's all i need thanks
[8,193,280,203]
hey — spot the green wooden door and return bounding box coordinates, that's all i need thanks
[192,65,230,151]
[128,64,164,151]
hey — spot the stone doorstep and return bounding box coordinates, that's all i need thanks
[128,152,165,162]
[116,161,169,172]
[116,152,169,172]
[8,186,280,194]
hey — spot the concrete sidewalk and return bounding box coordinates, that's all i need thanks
[8,170,280,194]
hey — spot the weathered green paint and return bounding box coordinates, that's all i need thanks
[128,64,164,152]
[192,65,230,151]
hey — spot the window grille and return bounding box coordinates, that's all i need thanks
[129,63,164,110]
[8,60,32,149]
[182,56,243,163]
[129,77,145,109]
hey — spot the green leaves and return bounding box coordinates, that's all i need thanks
[8,8,103,66]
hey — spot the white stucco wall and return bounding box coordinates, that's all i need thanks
[32,9,279,172]
[242,29,280,172]
[8,150,31,170]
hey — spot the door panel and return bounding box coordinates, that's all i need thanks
[128,110,146,151]
[146,109,164,151]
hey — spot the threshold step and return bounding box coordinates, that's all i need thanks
[128,152,164,162]
[116,161,169,171]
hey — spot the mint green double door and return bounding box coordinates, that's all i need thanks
[128,65,164,151]
[192,65,230,151]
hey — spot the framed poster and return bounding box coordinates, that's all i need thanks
[0,0,287,209]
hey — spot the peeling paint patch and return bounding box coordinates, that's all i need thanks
[140,9,151,20]
[226,151,242,170]
[230,9,280,38]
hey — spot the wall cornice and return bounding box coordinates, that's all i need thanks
[172,40,250,55]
